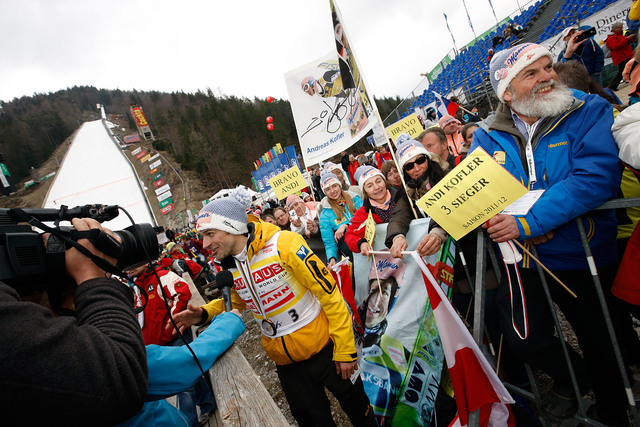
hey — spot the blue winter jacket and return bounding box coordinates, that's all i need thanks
[319,192,363,261]
[117,312,245,426]
[470,90,621,270]
[557,38,604,75]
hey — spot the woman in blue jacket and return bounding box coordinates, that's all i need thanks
[318,172,363,267]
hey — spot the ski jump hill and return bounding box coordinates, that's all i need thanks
[43,119,156,230]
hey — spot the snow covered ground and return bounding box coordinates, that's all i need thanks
[43,119,156,230]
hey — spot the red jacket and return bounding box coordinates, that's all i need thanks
[134,266,192,345]
[344,188,401,252]
[606,33,635,65]
[613,221,640,305]
[348,161,359,185]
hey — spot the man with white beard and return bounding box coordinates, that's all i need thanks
[470,43,627,424]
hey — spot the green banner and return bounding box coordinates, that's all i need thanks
[153,171,163,180]
[159,198,172,208]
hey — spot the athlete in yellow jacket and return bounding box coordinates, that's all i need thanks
[172,190,374,427]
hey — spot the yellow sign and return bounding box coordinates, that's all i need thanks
[140,153,151,163]
[268,166,307,200]
[416,147,528,240]
[386,113,424,143]
[364,211,376,247]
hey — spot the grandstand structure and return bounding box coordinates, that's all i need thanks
[386,0,622,125]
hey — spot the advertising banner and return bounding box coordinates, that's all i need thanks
[153,172,163,181]
[159,198,172,208]
[285,145,300,169]
[160,204,174,215]
[155,184,170,195]
[158,190,172,202]
[149,160,162,170]
[153,178,166,188]
[135,150,147,160]
[124,134,141,143]
[252,170,266,193]
[132,106,149,127]
[131,147,142,156]
[258,164,272,190]
[140,154,151,163]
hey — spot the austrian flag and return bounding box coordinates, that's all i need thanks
[412,252,515,426]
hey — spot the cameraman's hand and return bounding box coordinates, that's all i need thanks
[64,218,121,285]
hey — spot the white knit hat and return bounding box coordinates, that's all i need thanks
[489,43,554,102]
[395,133,431,171]
[320,172,341,191]
[196,187,252,235]
[354,165,384,191]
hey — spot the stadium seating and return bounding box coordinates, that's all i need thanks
[398,0,618,119]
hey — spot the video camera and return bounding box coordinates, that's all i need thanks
[0,204,161,294]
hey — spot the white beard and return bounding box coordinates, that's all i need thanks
[509,80,574,119]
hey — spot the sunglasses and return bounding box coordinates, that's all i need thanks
[403,154,428,171]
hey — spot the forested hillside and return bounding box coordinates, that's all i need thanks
[0,86,402,189]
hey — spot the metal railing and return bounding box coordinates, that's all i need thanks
[468,197,640,426]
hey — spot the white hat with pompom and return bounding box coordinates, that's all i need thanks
[196,187,252,235]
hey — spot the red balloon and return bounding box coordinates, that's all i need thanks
[267,123,274,131]
[266,116,273,123]
[266,96,274,103]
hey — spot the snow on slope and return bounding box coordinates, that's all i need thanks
[43,120,155,230]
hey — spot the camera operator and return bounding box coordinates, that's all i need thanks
[0,217,148,425]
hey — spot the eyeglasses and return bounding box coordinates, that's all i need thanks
[403,155,428,172]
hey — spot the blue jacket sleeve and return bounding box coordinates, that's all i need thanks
[319,209,339,261]
[145,312,245,399]
[590,40,604,73]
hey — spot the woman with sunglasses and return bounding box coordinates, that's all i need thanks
[385,134,448,259]
[318,173,363,267]
[345,165,403,256]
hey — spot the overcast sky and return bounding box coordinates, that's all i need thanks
[0,0,526,104]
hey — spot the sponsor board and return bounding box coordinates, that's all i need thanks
[157,190,172,201]
[155,184,170,195]
[160,204,174,214]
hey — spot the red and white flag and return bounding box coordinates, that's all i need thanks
[412,252,515,427]
[433,91,460,118]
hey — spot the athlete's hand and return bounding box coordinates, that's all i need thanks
[335,360,358,381]
[167,303,204,334]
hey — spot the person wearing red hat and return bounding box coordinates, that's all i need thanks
[438,114,464,157]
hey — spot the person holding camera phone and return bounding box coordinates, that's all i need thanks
[557,26,604,85]
[0,217,148,425]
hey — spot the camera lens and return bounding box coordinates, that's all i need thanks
[114,224,159,270]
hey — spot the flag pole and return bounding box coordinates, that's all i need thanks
[373,109,419,219]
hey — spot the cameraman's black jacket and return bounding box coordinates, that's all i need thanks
[0,278,148,426]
